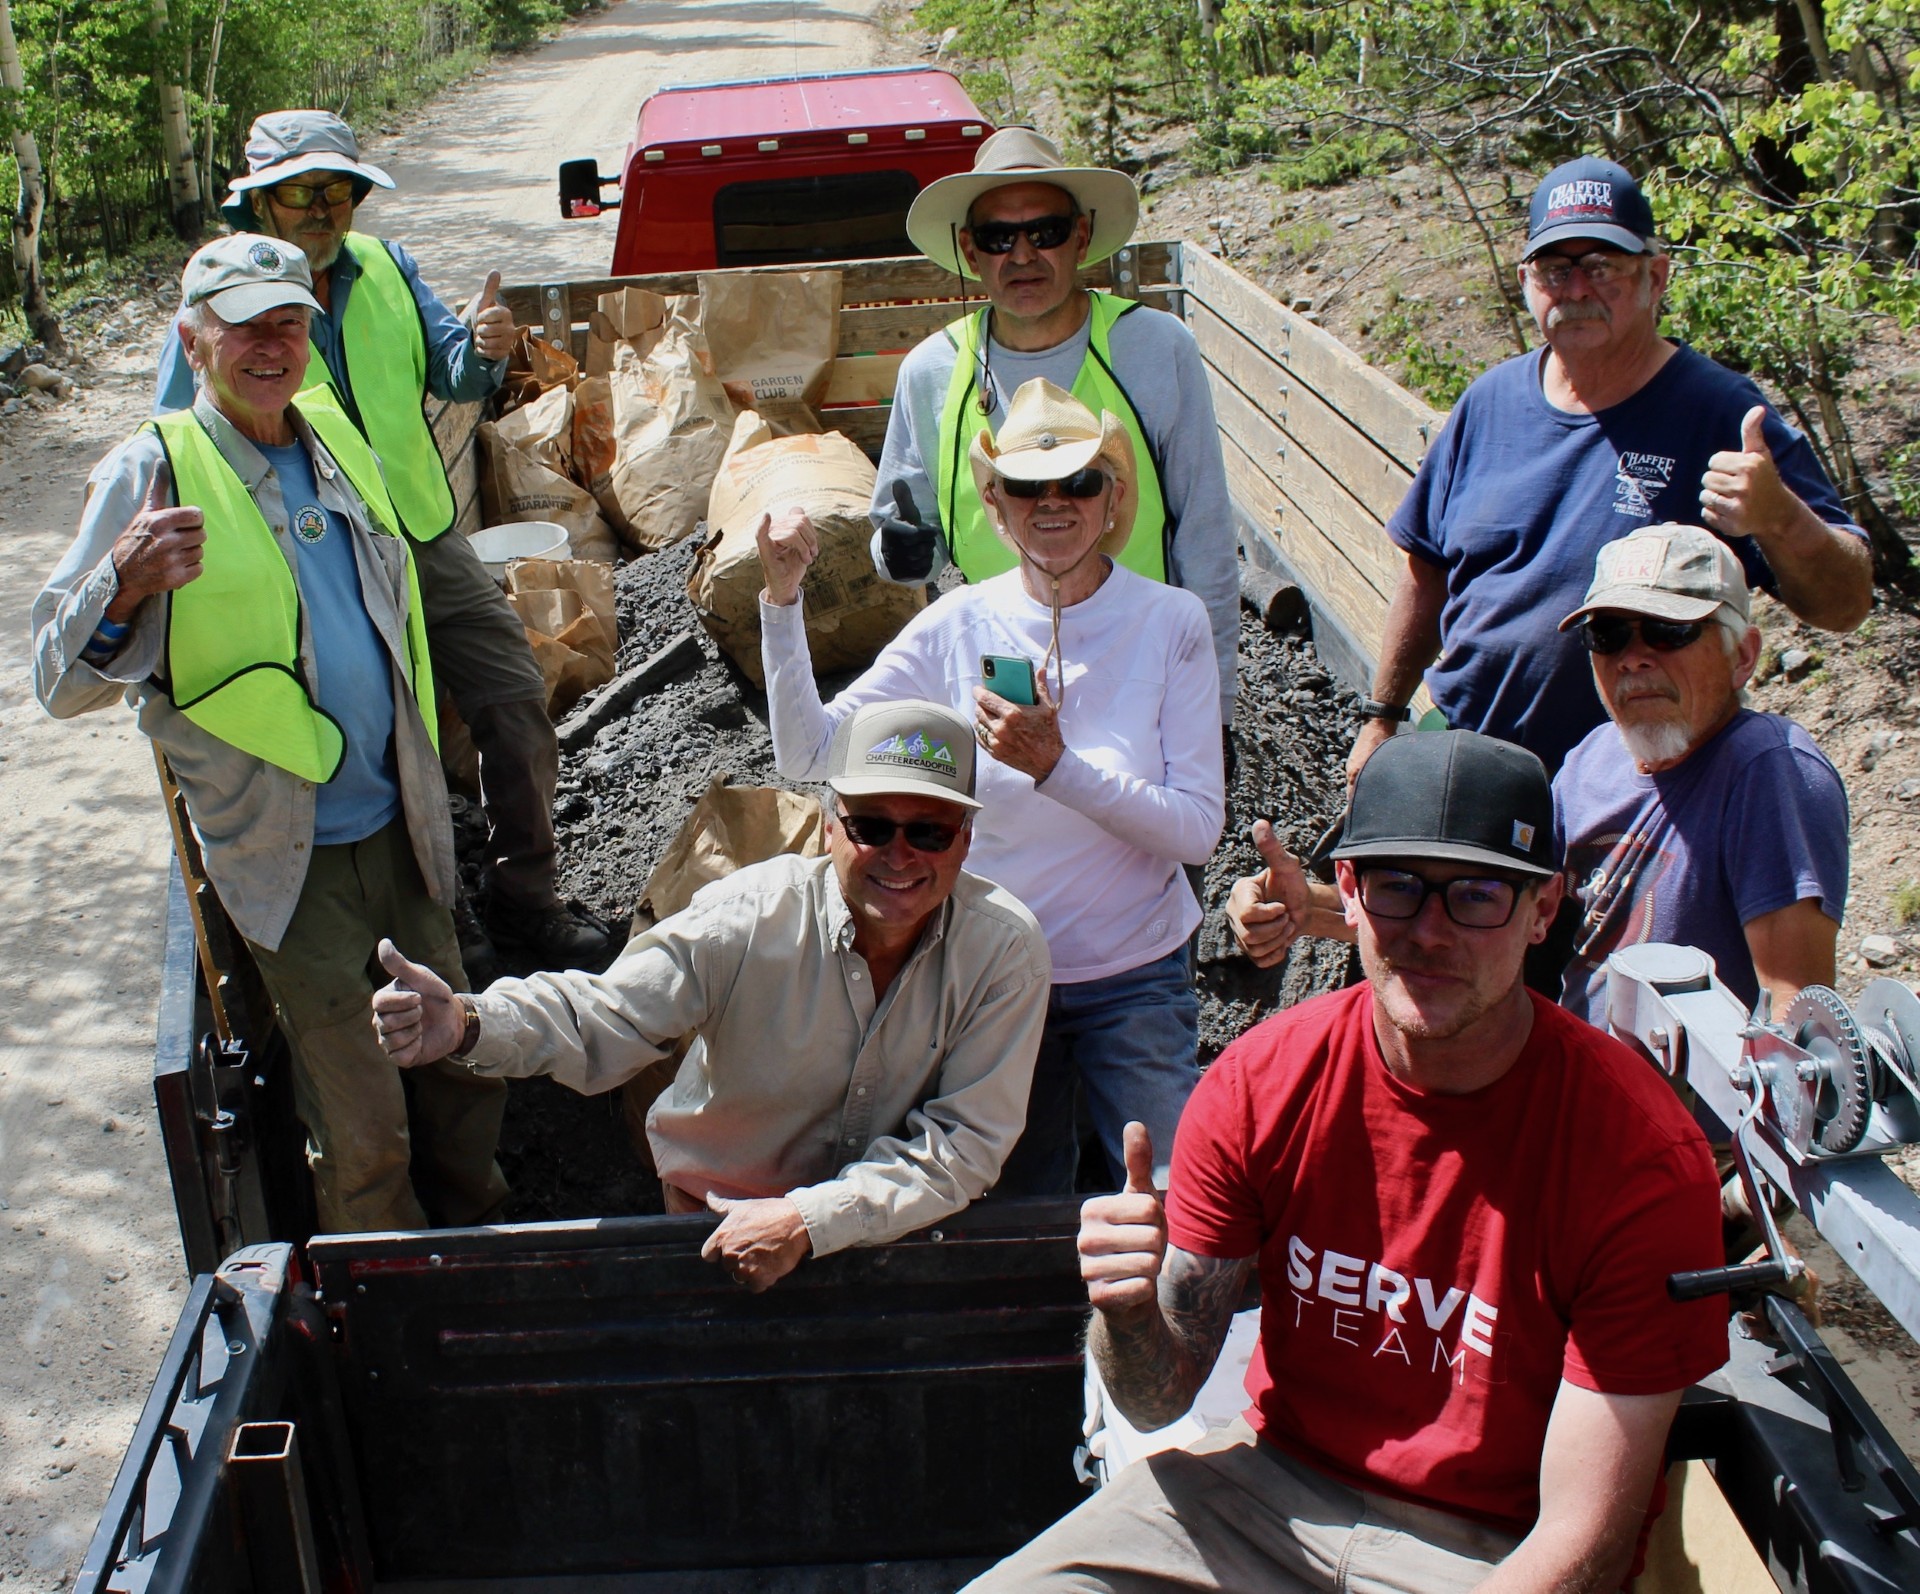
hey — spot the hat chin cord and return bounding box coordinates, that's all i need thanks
[1008,514,1111,708]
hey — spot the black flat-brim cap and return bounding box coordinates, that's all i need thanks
[1332,730,1555,878]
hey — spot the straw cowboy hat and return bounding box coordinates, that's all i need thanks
[906,128,1140,279]
[969,379,1138,560]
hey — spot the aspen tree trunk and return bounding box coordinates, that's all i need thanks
[149,0,203,238]
[0,0,64,353]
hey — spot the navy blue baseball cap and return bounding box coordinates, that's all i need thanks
[1524,156,1657,260]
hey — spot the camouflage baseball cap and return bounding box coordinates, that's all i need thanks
[180,233,323,324]
[828,699,982,811]
[1559,523,1752,630]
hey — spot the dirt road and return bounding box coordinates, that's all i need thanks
[0,2,881,1584]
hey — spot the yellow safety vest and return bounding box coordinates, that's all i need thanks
[935,291,1169,583]
[151,389,438,782]
[297,232,458,543]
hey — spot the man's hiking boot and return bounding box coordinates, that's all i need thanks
[485,896,616,969]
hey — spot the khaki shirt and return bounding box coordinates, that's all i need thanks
[465,854,1052,1257]
[31,394,455,951]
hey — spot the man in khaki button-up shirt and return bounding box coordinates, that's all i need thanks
[374,699,1052,1289]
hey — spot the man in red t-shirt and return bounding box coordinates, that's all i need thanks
[967,731,1727,1594]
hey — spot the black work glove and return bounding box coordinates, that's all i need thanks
[879,518,937,581]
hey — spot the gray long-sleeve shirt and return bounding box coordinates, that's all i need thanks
[462,853,1051,1257]
[31,396,456,950]
[869,300,1240,720]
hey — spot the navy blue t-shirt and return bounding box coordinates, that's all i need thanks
[260,441,401,844]
[1388,343,1860,771]
[1552,709,1849,1021]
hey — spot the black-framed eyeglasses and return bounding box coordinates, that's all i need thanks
[1357,868,1523,929]
[1576,614,1709,655]
[969,214,1077,254]
[837,811,966,854]
[1524,250,1635,290]
[268,177,356,210]
[998,466,1107,500]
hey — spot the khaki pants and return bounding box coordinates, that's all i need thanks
[408,524,560,911]
[963,1420,1518,1594]
[247,821,510,1233]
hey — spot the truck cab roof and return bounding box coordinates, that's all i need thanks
[634,66,987,151]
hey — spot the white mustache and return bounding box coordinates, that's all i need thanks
[1546,302,1609,328]
[1615,678,1679,704]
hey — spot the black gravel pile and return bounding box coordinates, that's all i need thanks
[476,546,1362,1217]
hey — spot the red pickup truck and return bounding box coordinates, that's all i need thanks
[558,65,994,273]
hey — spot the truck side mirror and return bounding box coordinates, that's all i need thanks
[558,159,618,220]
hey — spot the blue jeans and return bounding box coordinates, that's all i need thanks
[993,946,1201,1196]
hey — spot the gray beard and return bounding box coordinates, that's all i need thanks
[1616,719,1695,768]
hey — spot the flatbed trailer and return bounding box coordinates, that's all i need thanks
[88,241,1920,1593]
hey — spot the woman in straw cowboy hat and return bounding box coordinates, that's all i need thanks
[762,379,1224,1194]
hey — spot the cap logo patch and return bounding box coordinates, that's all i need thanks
[249,242,284,271]
[1512,820,1537,851]
[867,731,957,774]
[1545,178,1613,219]
[1609,540,1666,583]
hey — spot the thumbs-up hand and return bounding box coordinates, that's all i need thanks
[1701,404,1793,544]
[755,506,820,606]
[1226,819,1310,968]
[370,938,465,1066]
[470,270,517,363]
[1078,1121,1169,1315]
[106,461,207,622]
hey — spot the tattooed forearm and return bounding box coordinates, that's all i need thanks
[1091,1247,1253,1431]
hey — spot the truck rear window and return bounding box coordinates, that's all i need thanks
[713,170,921,266]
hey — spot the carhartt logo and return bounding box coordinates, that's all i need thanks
[249,242,284,271]
[867,731,957,773]
[1546,178,1614,217]
[1512,820,1536,851]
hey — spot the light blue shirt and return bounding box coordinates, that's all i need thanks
[154,237,505,418]
[258,440,401,844]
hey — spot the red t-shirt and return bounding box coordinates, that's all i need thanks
[1167,983,1727,1535]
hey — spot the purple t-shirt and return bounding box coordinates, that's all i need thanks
[1551,709,1849,1023]
[1389,343,1861,771]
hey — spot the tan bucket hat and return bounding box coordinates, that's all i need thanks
[968,379,1137,559]
[905,127,1140,279]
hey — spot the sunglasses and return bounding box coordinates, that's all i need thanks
[268,177,357,210]
[969,214,1077,254]
[1576,615,1709,655]
[997,466,1108,500]
[1524,250,1636,290]
[1357,868,1523,929]
[837,812,966,854]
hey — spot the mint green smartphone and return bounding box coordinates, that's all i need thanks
[981,654,1036,707]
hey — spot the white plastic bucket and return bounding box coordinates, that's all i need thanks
[469,520,569,582]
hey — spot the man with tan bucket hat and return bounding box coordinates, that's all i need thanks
[766,380,1225,1195]
[153,109,609,972]
[373,697,1050,1292]
[36,233,508,1235]
[870,126,1240,729]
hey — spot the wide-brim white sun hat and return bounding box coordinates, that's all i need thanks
[968,378,1138,559]
[906,127,1139,279]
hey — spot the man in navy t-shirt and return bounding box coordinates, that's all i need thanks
[1349,155,1871,777]
[1552,522,1847,1022]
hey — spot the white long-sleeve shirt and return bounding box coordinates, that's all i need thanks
[764,564,1225,983]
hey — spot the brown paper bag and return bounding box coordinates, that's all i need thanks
[586,287,669,377]
[570,375,636,543]
[620,776,829,1164]
[687,411,924,686]
[494,381,573,477]
[699,270,842,426]
[499,329,580,412]
[605,297,737,552]
[502,584,613,719]
[506,557,619,661]
[476,422,620,562]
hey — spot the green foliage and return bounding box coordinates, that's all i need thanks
[1893,879,1920,927]
[1371,300,1487,407]
[1889,441,1920,523]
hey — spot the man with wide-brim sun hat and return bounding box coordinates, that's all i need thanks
[869,126,1240,733]
[151,109,613,975]
[763,378,1226,1196]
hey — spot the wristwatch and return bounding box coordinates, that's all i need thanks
[1357,699,1412,723]
[453,994,481,1058]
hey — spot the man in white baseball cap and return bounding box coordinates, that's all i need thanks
[870,127,1240,735]
[154,109,609,973]
[35,232,510,1235]
[372,698,1052,1292]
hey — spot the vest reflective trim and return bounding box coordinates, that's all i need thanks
[296,232,457,542]
[150,401,437,781]
[935,292,1169,583]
